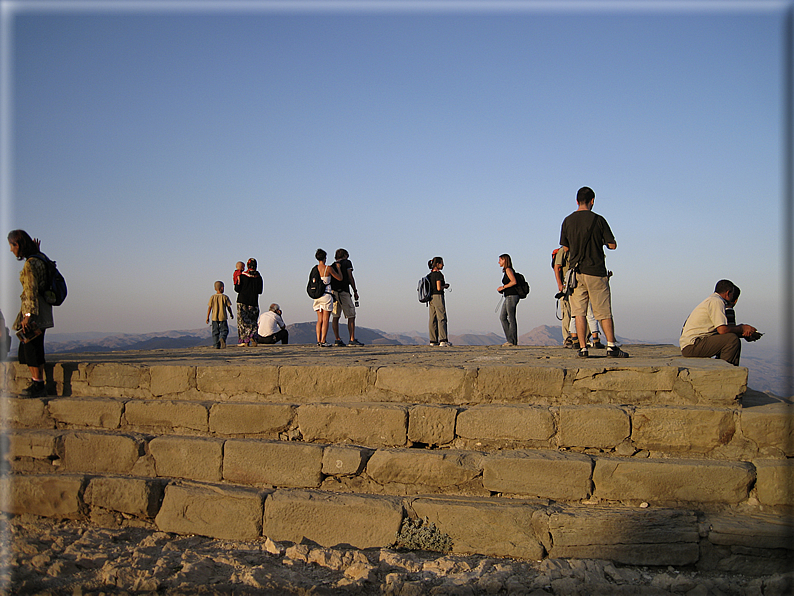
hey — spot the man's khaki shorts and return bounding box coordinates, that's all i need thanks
[570,274,612,320]
[332,291,356,319]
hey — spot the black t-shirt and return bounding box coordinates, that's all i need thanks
[330,259,353,293]
[429,270,445,295]
[559,211,615,277]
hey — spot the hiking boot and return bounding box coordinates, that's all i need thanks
[348,339,364,346]
[606,346,630,358]
[20,381,47,399]
[577,348,589,358]
[334,339,346,347]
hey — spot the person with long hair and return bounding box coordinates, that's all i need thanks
[7,229,53,398]
[313,249,342,347]
[234,257,263,346]
[427,256,451,347]
[497,253,519,346]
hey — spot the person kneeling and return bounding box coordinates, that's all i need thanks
[250,304,289,346]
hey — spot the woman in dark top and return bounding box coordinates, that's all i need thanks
[427,256,451,347]
[234,257,263,346]
[497,253,519,346]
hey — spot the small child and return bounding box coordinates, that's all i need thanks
[232,261,245,286]
[206,281,234,348]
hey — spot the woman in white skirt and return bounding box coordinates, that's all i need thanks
[313,248,342,347]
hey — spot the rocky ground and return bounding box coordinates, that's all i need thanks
[2,515,792,596]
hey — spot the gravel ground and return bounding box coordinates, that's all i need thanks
[2,515,793,596]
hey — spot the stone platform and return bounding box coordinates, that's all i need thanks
[1,344,792,575]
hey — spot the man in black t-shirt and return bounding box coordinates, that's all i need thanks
[330,248,363,346]
[559,187,629,358]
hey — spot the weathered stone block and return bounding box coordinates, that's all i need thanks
[209,402,294,435]
[407,405,457,445]
[367,449,482,488]
[264,489,402,549]
[61,431,142,474]
[150,365,193,396]
[125,400,208,432]
[224,440,323,488]
[298,403,406,447]
[148,436,223,482]
[196,365,279,396]
[571,366,677,392]
[48,397,123,429]
[376,367,472,401]
[482,450,592,500]
[741,403,794,456]
[156,482,265,541]
[1,474,85,518]
[707,511,794,550]
[87,363,143,389]
[86,476,164,518]
[475,366,564,400]
[457,405,554,442]
[754,459,794,507]
[281,365,372,399]
[410,496,546,560]
[675,361,747,405]
[0,396,52,428]
[593,457,754,504]
[322,445,369,476]
[6,430,60,460]
[558,405,630,449]
[631,406,735,453]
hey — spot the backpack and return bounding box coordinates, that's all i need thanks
[514,272,530,300]
[417,274,432,304]
[29,253,67,306]
[307,265,326,299]
[551,248,560,269]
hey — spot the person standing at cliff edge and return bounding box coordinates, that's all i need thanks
[559,186,629,358]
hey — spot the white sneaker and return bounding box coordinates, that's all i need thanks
[439,341,453,347]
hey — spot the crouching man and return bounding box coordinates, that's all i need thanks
[679,279,760,366]
[250,303,289,346]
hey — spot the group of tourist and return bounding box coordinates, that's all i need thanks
[7,186,762,397]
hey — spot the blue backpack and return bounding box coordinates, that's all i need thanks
[417,274,432,304]
[30,253,67,306]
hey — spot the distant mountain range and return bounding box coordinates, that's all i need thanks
[41,325,790,397]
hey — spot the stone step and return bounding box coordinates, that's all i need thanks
[6,427,791,509]
[1,344,748,407]
[3,472,792,574]
[3,393,790,460]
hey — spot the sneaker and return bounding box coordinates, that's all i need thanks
[319,342,333,347]
[20,381,47,399]
[439,341,453,347]
[334,339,346,347]
[563,337,574,349]
[348,339,364,346]
[606,346,630,358]
[588,340,605,349]
[577,348,589,358]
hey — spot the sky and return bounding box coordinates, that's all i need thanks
[1,0,790,355]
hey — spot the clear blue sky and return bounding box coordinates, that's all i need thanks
[1,1,788,352]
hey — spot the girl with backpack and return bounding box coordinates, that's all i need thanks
[497,253,520,346]
[427,257,451,347]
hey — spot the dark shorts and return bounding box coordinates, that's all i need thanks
[18,330,46,368]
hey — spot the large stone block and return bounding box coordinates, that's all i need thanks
[0,396,53,428]
[6,430,60,460]
[407,405,457,446]
[264,489,402,549]
[376,367,472,402]
[558,405,630,449]
[86,476,165,518]
[754,459,794,507]
[281,365,372,399]
[87,363,144,389]
[631,406,736,453]
[298,403,406,447]
[61,431,142,474]
[741,403,794,456]
[367,449,482,488]
[475,366,564,400]
[410,496,546,560]
[675,361,746,405]
[224,440,323,488]
[150,365,193,396]
[148,436,223,482]
[570,366,677,392]
[322,445,369,476]
[456,405,555,442]
[707,511,794,550]
[1,474,85,518]
[593,457,754,504]
[156,482,265,541]
[482,450,592,500]
[195,365,279,397]
[125,400,208,432]
[209,402,294,435]
[48,397,123,429]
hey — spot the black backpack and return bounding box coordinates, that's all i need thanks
[514,272,531,300]
[306,265,325,299]
[29,253,67,306]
